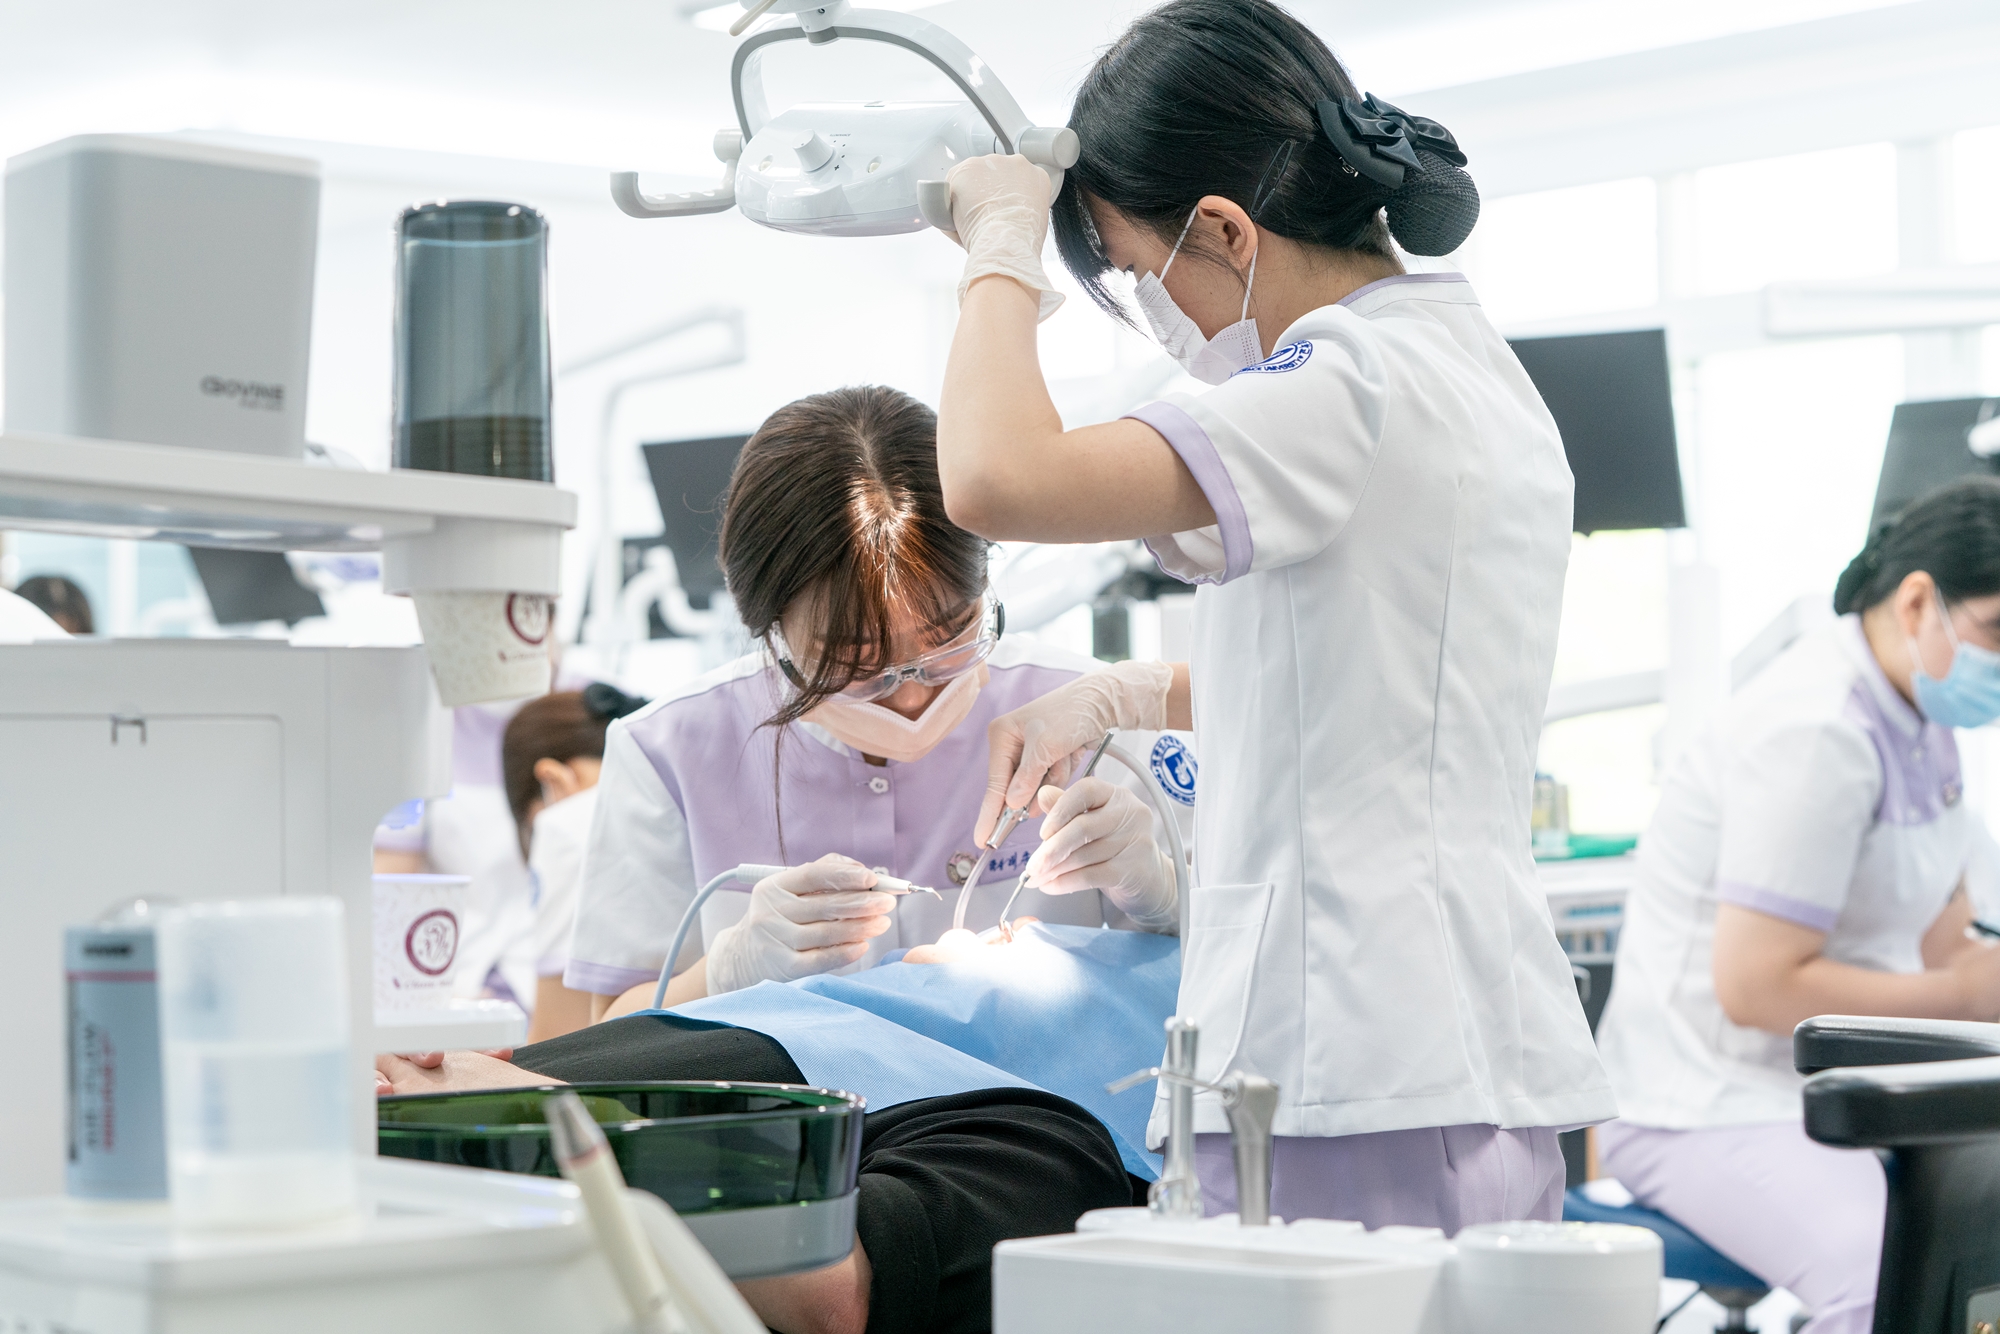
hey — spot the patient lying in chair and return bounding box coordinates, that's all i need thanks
[376,923,1180,1334]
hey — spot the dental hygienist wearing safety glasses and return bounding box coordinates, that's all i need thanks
[563,386,1194,1021]
[930,0,1615,1230]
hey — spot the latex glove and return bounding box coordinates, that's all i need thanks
[1023,777,1177,933]
[975,660,1174,845]
[704,855,897,994]
[943,154,1064,322]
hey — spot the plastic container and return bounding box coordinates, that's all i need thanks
[65,899,174,1200]
[379,1082,865,1277]
[393,200,551,481]
[1453,1220,1662,1334]
[156,898,354,1228]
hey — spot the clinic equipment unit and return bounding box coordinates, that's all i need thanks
[993,1211,1663,1334]
[610,0,1077,237]
[380,1082,865,1279]
[395,201,553,482]
[0,132,576,1201]
[4,136,318,460]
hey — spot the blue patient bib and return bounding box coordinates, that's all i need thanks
[663,924,1179,1178]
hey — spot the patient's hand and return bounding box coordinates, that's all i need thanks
[902,918,1040,964]
[374,1049,562,1097]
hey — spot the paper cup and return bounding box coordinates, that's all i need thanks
[372,874,470,1010]
[411,589,553,706]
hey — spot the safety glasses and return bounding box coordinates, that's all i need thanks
[772,591,1005,704]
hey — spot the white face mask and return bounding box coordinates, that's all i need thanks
[1133,206,1263,386]
[804,665,987,764]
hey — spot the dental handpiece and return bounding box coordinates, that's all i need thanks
[873,874,941,899]
[996,732,1117,936]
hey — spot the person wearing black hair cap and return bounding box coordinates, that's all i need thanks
[930,0,1613,1233]
[1591,477,2000,1334]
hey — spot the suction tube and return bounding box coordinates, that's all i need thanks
[652,864,787,1009]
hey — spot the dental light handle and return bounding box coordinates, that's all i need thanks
[652,864,789,1009]
[612,130,744,220]
[1108,1062,1278,1225]
[915,126,1080,233]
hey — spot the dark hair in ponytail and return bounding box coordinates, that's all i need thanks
[1833,476,2000,614]
[1051,0,1479,318]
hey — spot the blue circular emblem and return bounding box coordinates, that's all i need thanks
[1233,340,1313,376]
[1150,736,1198,807]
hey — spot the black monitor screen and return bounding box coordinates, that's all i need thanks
[640,435,748,610]
[1508,328,1686,534]
[186,548,325,626]
[1869,397,2000,532]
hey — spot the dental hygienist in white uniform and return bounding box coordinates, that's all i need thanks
[930,0,1613,1231]
[1593,477,2000,1334]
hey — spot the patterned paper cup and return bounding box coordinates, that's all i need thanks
[411,590,553,706]
[372,874,470,1011]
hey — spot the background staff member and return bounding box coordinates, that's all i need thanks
[932,0,1613,1229]
[1595,477,2000,1334]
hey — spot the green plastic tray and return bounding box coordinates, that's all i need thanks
[378,1081,863,1217]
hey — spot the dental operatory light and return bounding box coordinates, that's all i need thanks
[616,0,1077,237]
[683,0,946,32]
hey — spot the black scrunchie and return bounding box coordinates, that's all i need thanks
[582,681,650,722]
[1832,517,1899,615]
[1315,94,1480,256]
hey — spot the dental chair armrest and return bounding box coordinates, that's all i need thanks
[1794,1014,2000,1076]
[1804,1053,2000,1147]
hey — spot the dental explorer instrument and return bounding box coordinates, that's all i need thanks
[995,731,1116,937]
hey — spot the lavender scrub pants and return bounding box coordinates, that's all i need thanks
[1598,1118,1884,1334]
[1194,1124,1566,1234]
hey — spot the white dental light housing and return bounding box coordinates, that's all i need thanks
[612,0,1077,237]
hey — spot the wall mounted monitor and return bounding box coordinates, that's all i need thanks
[1508,328,1687,534]
[1868,397,2000,532]
[640,434,749,610]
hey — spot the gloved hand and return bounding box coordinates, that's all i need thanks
[1023,777,1177,933]
[943,154,1065,323]
[704,855,897,994]
[975,660,1174,846]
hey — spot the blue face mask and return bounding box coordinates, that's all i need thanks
[1911,595,2000,729]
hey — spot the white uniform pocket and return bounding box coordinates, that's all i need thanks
[1178,881,1275,1080]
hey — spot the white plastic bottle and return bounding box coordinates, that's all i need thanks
[156,898,355,1228]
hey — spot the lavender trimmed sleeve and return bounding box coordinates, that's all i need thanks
[1126,401,1253,585]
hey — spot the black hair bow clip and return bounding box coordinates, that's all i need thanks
[1316,94,1468,190]
[582,681,651,721]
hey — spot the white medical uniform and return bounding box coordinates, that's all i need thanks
[1126,273,1614,1145]
[0,588,68,641]
[527,784,600,981]
[1593,616,1972,1334]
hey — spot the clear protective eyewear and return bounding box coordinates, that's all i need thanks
[772,591,1005,704]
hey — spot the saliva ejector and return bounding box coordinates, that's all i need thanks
[610,0,1077,237]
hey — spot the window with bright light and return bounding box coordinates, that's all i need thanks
[1458,177,1658,326]
[1954,124,2000,265]
[1693,143,1898,294]
[1693,335,1904,649]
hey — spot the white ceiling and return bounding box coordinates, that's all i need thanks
[0,0,1960,188]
